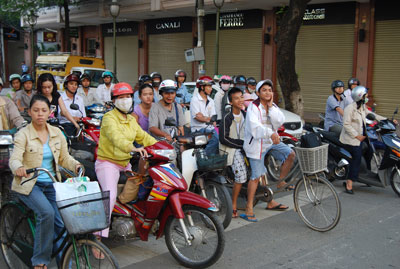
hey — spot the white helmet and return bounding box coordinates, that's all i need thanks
[351,86,368,102]
[159,79,177,94]
[0,77,3,86]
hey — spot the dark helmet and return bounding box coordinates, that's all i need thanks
[348,77,360,89]
[174,69,187,82]
[80,73,91,82]
[64,73,80,87]
[21,74,34,83]
[234,75,246,85]
[150,72,162,81]
[246,77,257,86]
[138,74,152,86]
[331,80,345,91]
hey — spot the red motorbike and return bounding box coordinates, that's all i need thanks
[111,141,225,268]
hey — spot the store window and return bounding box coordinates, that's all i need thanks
[86,38,97,55]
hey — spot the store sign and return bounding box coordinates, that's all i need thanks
[44,32,57,42]
[303,8,326,21]
[3,27,20,41]
[205,9,262,30]
[102,21,138,37]
[147,17,192,34]
[219,13,244,28]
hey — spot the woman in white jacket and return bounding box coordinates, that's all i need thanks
[241,80,295,222]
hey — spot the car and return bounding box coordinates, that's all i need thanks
[183,82,304,138]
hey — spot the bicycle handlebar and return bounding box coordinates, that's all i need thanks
[25,167,85,183]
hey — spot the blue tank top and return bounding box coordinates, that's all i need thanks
[37,137,56,183]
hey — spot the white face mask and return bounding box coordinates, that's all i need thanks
[221,84,230,91]
[115,97,132,113]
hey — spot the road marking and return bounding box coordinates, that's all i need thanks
[105,195,295,268]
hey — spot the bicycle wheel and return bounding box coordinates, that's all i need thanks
[204,181,232,229]
[293,173,341,232]
[165,205,225,268]
[61,238,119,269]
[0,203,34,269]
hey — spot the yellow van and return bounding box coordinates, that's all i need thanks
[35,54,106,90]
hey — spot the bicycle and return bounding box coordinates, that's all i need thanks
[0,167,119,268]
[226,143,341,232]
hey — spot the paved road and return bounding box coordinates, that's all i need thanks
[1,180,399,269]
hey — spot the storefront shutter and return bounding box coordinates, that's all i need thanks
[372,20,400,118]
[148,32,193,81]
[292,24,354,113]
[205,28,262,80]
[104,36,138,86]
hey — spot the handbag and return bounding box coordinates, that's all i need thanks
[118,171,145,204]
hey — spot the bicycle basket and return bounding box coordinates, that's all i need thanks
[196,149,228,171]
[56,191,110,235]
[294,143,329,174]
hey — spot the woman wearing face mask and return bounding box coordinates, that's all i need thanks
[339,86,382,194]
[95,82,157,240]
[214,75,232,121]
[243,77,257,108]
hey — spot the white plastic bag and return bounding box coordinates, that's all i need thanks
[53,180,101,201]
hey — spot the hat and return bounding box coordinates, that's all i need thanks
[256,79,273,92]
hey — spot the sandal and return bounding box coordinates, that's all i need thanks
[232,209,239,218]
[92,246,105,260]
[266,203,289,211]
[239,213,258,222]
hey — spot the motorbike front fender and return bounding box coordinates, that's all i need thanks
[156,191,218,239]
[181,148,197,189]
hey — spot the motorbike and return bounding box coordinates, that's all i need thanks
[0,130,14,206]
[309,110,400,196]
[79,140,226,268]
[165,117,233,229]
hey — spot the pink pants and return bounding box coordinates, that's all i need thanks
[95,159,131,237]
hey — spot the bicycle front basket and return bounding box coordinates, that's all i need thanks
[56,191,110,235]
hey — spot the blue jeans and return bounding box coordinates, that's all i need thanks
[18,182,66,266]
[197,127,219,155]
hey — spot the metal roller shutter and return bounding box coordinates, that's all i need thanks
[104,36,138,86]
[293,24,354,113]
[372,20,400,118]
[148,33,193,81]
[205,28,262,80]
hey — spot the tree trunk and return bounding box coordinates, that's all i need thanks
[63,0,71,52]
[276,0,311,117]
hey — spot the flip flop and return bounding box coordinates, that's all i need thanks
[239,213,258,222]
[266,203,289,211]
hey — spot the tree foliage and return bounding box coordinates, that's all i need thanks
[276,0,311,116]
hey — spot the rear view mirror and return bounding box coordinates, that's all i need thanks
[210,115,217,122]
[366,113,376,121]
[165,117,177,127]
[176,93,183,98]
[70,104,79,110]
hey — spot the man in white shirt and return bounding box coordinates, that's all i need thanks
[96,71,115,104]
[190,76,219,155]
[343,77,360,107]
[77,74,99,106]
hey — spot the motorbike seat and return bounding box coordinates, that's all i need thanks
[320,131,347,148]
[76,158,128,184]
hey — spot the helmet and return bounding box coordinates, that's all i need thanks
[351,86,368,102]
[219,75,232,84]
[247,77,257,86]
[331,80,345,91]
[102,71,113,78]
[150,72,162,81]
[234,75,246,85]
[64,74,80,87]
[196,76,214,88]
[348,77,360,89]
[159,79,177,94]
[111,82,134,99]
[80,73,91,82]
[174,69,186,82]
[9,74,21,82]
[138,74,152,86]
[21,74,34,83]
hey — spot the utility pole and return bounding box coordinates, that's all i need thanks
[197,0,205,76]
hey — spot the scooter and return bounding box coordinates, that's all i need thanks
[109,141,226,268]
[165,117,233,229]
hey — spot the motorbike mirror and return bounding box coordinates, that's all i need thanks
[210,115,217,122]
[70,103,79,110]
[394,107,398,115]
[366,113,376,121]
[164,117,177,127]
[176,93,183,98]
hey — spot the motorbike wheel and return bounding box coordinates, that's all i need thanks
[164,205,225,268]
[390,168,400,197]
[204,182,232,229]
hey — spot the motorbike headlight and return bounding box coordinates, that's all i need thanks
[393,139,400,149]
[194,135,208,146]
[88,118,101,126]
[92,106,106,113]
[153,149,176,161]
[0,134,13,145]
